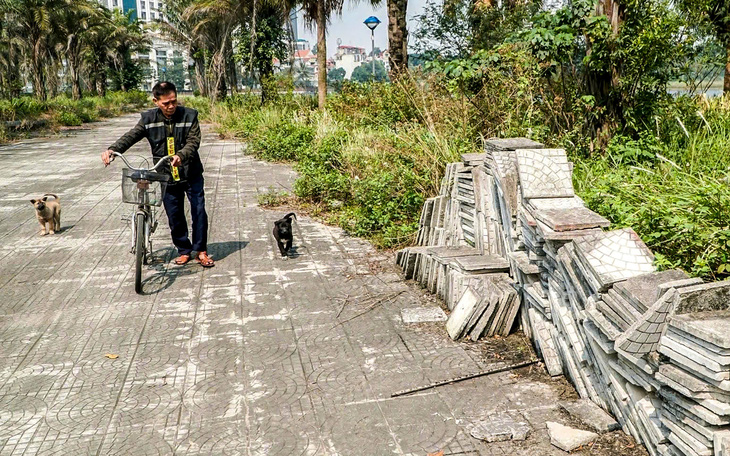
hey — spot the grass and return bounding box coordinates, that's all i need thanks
[187,81,730,280]
[0,91,150,143]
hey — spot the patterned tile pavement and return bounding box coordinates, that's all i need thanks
[0,115,609,455]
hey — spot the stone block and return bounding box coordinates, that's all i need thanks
[546,421,598,452]
[468,415,531,442]
[532,207,610,232]
[401,307,448,323]
[450,254,510,273]
[559,399,620,434]
[714,430,730,456]
[612,269,690,313]
[672,281,730,315]
[484,137,544,152]
[446,287,482,340]
[669,311,730,349]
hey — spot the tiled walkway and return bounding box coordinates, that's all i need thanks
[0,115,605,455]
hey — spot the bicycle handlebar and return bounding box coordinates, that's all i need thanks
[111,152,173,172]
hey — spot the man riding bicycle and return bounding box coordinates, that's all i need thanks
[101,81,214,268]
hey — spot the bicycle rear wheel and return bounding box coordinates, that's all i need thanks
[135,212,146,294]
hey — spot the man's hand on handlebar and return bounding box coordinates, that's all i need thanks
[102,149,115,167]
[171,155,182,167]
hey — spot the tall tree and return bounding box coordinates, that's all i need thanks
[157,0,210,96]
[236,0,291,103]
[107,10,150,92]
[298,0,381,109]
[184,0,258,99]
[676,0,730,94]
[2,0,65,100]
[56,0,102,99]
[0,5,23,98]
[298,0,341,109]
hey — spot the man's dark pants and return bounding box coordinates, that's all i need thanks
[162,174,208,255]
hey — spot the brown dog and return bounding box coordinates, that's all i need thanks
[30,193,61,236]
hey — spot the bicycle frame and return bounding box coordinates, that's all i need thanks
[111,152,172,290]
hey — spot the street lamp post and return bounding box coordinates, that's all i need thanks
[363,16,381,81]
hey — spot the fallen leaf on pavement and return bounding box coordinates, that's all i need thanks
[105,354,119,359]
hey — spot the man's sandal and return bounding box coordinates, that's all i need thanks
[174,254,191,265]
[197,252,215,268]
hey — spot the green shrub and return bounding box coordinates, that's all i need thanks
[56,111,82,126]
[251,118,315,162]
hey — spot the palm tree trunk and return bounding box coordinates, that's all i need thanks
[96,58,107,97]
[47,61,59,98]
[32,40,47,100]
[724,42,730,95]
[68,37,82,100]
[194,53,207,96]
[387,0,408,79]
[316,0,327,110]
[226,37,238,94]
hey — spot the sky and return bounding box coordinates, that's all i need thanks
[297,0,433,58]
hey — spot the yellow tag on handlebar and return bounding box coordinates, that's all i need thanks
[166,136,180,181]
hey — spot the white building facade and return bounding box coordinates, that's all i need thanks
[98,0,191,92]
[333,45,367,80]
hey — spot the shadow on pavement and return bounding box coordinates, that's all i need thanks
[140,247,197,295]
[207,240,249,261]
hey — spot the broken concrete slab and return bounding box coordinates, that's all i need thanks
[669,311,730,349]
[546,421,598,452]
[672,281,730,315]
[469,415,531,442]
[401,307,448,323]
[559,399,620,433]
[612,269,690,313]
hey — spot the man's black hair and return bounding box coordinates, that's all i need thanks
[152,81,177,99]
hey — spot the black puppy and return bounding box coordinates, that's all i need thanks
[273,212,297,257]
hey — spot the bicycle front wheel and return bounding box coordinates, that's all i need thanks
[135,212,146,294]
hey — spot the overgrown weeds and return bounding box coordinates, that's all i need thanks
[193,73,730,280]
[0,91,150,141]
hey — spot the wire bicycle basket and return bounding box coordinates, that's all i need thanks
[122,168,170,206]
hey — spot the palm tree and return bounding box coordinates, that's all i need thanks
[298,0,383,109]
[156,0,210,96]
[297,0,344,109]
[0,6,23,98]
[107,9,150,92]
[387,0,408,78]
[184,0,257,99]
[2,0,65,100]
[55,0,101,99]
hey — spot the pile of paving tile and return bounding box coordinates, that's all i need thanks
[397,137,730,456]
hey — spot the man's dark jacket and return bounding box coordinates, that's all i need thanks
[109,106,203,184]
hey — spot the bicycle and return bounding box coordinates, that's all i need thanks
[110,152,172,294]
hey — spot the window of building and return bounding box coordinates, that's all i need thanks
[141,1,145,8]
[141,11,146,19]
